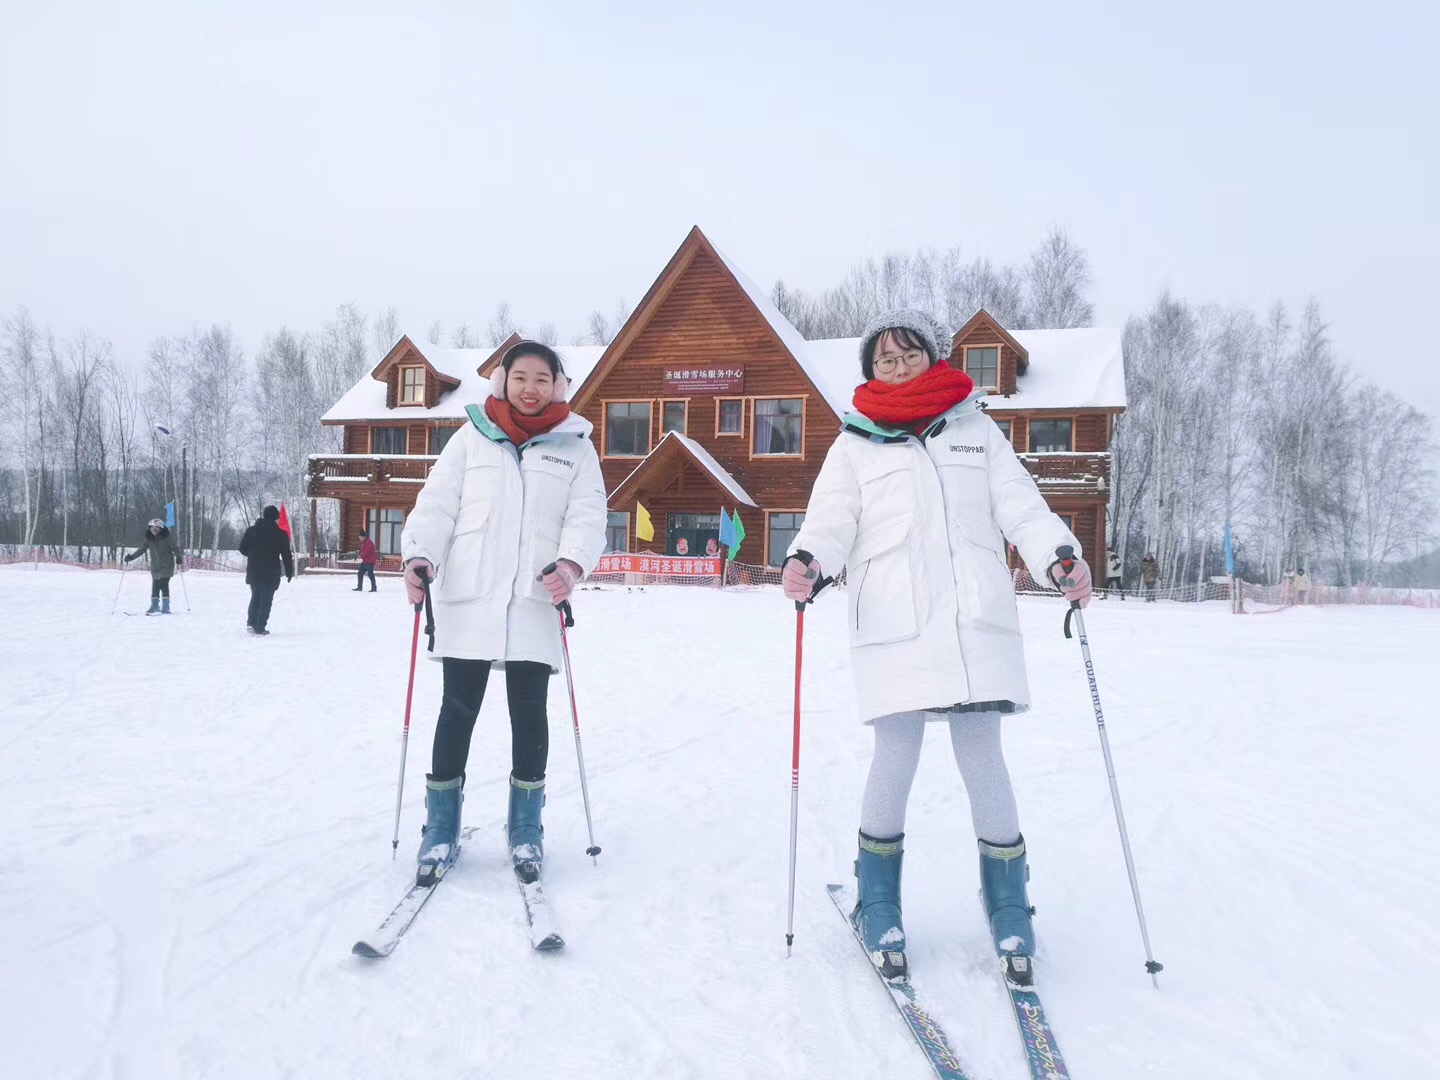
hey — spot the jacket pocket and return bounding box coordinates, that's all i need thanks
[952,516,1020,634]
[848,518,918,646]
[437,501,493,601]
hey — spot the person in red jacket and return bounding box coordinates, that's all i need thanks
[355,529,378,592]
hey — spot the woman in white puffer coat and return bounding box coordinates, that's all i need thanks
[401,341,607,888]
[782,310,1093,985]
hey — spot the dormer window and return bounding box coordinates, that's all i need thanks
[400,366,425,405]
[963,347,999,390]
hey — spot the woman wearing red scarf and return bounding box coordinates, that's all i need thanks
[782,310,1092,985]
[401,341,607,889]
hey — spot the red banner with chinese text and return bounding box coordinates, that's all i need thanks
[592,554,724,578]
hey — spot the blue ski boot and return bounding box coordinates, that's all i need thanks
[415,774,463,886]
[145,597,160,615]
[161,597,171,614]
[852,831,907,982]
[507,775,545,883]
[979,836,1036,986]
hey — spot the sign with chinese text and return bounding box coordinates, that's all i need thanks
[592,554,723,578]
[663,365,745,395]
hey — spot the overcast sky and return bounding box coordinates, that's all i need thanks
[4,1,1438,419]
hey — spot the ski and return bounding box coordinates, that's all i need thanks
[352,827,475,959]
[518,877,565,951]
[1004,978,1071,1080]
[827,884,976,1080]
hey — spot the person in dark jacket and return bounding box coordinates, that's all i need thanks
[124,518,183,614]
[239,505,294,635]
[354,529,378,592]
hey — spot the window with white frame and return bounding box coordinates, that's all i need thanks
[367,508,405,555]
[965,347,999,389]
[1028,419,1073,453]
[753,398,803,456]
[717,398,744,435]
[371,427,407,454]
[767,512,805,566]
[606,512,629,553]
[605,402,651,457]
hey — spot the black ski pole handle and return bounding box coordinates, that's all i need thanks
[789,550,834,612]
[1055,545,1082,637]
[540,562,577,627]
[411,565,437,652]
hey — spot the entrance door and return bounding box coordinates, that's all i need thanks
[666,512,721,558]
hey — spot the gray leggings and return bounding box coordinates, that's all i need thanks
[860,711,1021,845]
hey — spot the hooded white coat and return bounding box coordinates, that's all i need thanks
[788,396,1078,723]
[400,408,608,671]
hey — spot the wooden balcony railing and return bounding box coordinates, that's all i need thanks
[307,454,439,494]
[1015,451,1110,491]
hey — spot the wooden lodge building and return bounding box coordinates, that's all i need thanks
[310,227,1126,574]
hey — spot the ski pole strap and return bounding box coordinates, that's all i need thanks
[421,578,436,653]
[540,562,577,627]
[785,549,834,611]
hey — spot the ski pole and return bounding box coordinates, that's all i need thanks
[1056,544,1164,988]
[110,554,129,614]
[542,562,602,863]
[391,568,431,858]
[785,551,832,957]
[176,555,191,612]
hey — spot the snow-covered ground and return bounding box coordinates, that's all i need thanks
[3,566,1436,1079]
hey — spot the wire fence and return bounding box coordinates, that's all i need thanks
[7,545,1438,609]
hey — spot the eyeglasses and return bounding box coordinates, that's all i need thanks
[873,350,927,373]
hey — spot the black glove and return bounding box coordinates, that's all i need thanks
[123,554,134,563]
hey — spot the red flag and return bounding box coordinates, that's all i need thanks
[277,503,292,537]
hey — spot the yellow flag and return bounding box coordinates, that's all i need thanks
[636,501,655,543]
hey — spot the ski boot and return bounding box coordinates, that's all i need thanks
[416,774,464,886]
[161,597,171,614]
[507,775,545,883]
[853,831,907,982]
[146,597,160,615]
[979,836,1036,986]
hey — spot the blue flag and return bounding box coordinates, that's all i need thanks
[165,501,176,528]
[718,508,735,552]
[1223,522,1235,575]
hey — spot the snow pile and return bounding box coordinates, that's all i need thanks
[2,566,1436,1078]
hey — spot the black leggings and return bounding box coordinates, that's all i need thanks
[356,564,376,589]
[150,577,171,599]
[431,658,551,784]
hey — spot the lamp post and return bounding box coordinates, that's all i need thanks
[153,424,187,554]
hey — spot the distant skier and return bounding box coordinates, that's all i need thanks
[1293,568,1312,605]
[1103,549,1124,599]
[400,341,607,888]
[1140,554,1160,601]
[239,505,294,636]
[123,518,183,614]
[781,310,1092,985]
[355,529,378,592]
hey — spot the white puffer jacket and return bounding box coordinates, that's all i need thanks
[401,407,608,671]
[789,396,1078,723]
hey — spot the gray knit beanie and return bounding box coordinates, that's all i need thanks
[858,309,953,379]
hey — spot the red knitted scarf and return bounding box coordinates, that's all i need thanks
[484,397,571,445]
[852,364,974,428]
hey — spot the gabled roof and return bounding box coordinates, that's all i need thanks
[371,334,463,390]
[609,431,758,508]
[571,226,842,421]
[476,333,523,377]
[953,309,1031,374]
[323,334,608,424]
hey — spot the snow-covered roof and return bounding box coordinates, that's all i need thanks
[322,339,608,423]
[670,433,758,507]
[706,243,1125,414]
[791,329,1127,416]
